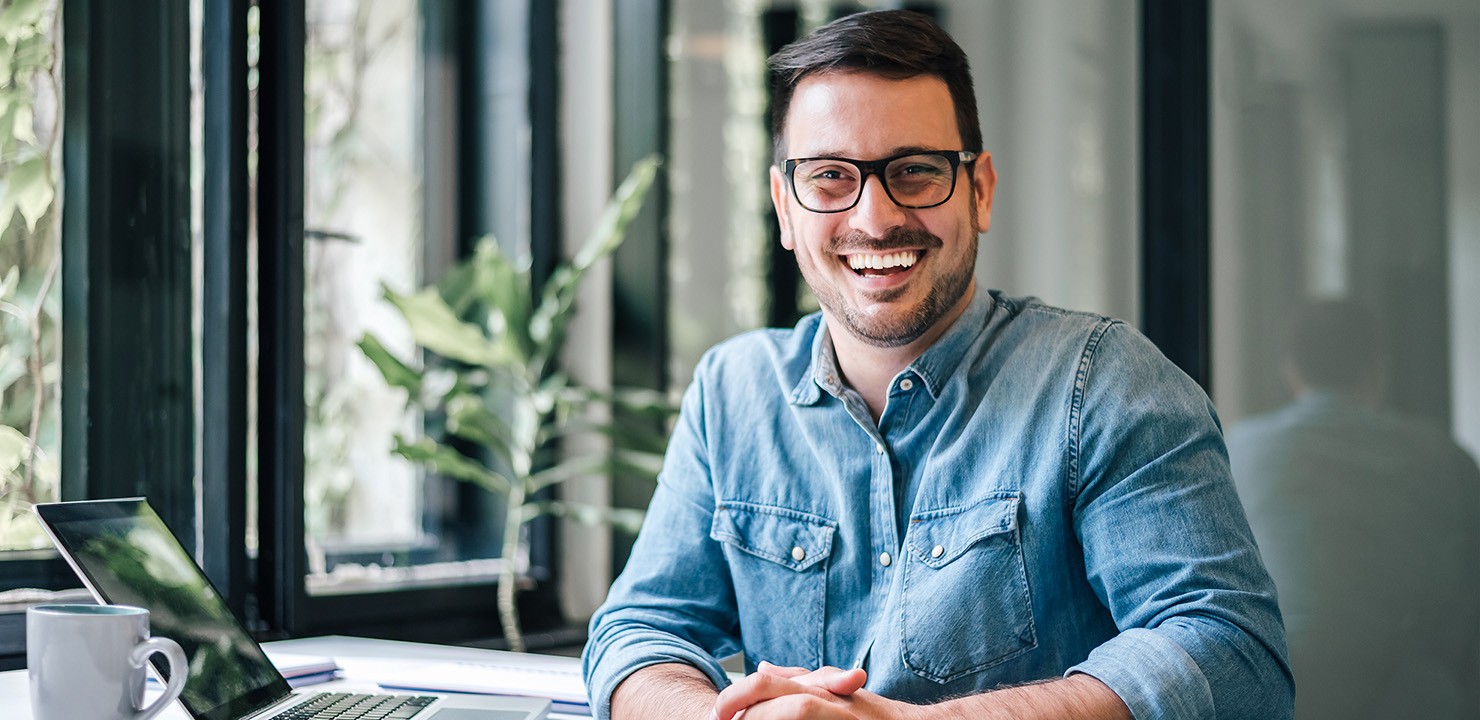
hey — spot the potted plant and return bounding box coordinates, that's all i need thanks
[358,155,672,651]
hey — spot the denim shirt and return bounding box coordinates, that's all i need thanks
[583,290,1292,720]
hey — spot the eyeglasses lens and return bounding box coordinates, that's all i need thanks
[792,154,957,212]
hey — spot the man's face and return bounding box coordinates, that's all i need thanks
[770,71,996,348]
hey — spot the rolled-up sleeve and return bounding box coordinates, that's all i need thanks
[582,366,739,719]
[1065,322,1294,719]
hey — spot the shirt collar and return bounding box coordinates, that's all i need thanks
[789,288,995,405]
[906,288,994,398]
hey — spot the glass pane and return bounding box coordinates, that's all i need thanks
[1213,1,1480,714]
[0,0,63,551]
[666,0,1138,388]
[300,1,500,592]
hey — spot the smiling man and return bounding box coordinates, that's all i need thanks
[582,10,1292,720]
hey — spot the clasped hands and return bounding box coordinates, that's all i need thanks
[710,661,926,720]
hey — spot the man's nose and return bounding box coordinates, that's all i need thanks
[848,174,906,238]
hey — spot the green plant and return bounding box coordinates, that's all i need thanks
[0,0,61,550]
[359,155,672,651]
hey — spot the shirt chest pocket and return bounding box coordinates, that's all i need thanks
[901,493,1037,682]
[711,503,835,669]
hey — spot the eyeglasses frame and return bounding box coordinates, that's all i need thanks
[782,150,978,214]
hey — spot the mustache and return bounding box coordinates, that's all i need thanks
[825,227,944,255]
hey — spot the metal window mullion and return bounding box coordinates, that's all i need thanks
[255,0,308,637]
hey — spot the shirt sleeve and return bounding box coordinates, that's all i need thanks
[1064,322,1294,720]
[582,362,739,720]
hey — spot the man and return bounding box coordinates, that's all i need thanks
[1228,299,1480,719]
[583,11,1291,720]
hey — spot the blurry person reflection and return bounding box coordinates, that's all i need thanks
[1228,299,1480,719]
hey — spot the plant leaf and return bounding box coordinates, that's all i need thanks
[444,393,517,467]
[392,435,511,496]
[0,0,47,40]
[530,155,661,363]
[524,449,665,494]
[521,500,646,535]
[357,333,423,396]
[0,425,27,478]
[383,284,509,368]
[467,238,535,364]
[1,156,52,233]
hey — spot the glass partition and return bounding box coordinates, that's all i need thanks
[1212,1,1480,715]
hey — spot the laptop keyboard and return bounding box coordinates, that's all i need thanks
[277,692,438,720]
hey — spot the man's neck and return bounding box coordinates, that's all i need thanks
[829,284,975,423]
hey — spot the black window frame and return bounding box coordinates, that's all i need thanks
[1,0,575,665]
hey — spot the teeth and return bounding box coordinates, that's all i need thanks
[847,251,918,270]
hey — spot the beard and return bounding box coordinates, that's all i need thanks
[800,224,978,348]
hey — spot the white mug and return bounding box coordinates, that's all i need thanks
[27,604,188,720]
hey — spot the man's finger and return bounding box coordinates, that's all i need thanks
[712,672,831,720]
[755,661,809,679]
[815,667,867,696]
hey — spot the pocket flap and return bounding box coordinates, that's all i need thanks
[711,503,836,571]
[906,493,1021,568]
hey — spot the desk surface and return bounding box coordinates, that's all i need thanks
[1,635,587,720]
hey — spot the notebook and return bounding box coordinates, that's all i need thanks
[33,498,549,720]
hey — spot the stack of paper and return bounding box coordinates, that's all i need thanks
[381,659,589,715]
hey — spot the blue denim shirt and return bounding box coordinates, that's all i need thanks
[584,290,1292,719]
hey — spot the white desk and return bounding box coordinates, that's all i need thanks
[0,636,588,720]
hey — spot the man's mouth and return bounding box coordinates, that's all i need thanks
[845,250,919,277]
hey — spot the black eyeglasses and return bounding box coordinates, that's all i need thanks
[783,150,976,213]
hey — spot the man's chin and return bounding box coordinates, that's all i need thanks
[841,309,934,348]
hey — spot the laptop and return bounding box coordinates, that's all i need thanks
[33,498,549,720]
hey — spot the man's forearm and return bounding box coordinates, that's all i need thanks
[610,663,720,720]
[930,673,1131,720]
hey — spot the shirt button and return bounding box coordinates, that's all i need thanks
[931,545,944,559]
[899,378,914,391]
[792,546,806,562]
[879,552,892,567]
[876,443,885,455]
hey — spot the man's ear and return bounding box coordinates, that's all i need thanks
[770,165,795,250]
[972,152,997,234]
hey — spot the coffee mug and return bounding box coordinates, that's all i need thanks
[27,604,188,720]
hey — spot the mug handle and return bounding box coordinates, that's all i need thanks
[128,636,188,720]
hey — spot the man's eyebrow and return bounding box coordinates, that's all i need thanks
[795,146,952,160]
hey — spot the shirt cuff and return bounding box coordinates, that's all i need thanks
[1065,628,1215,720]
[584,630,731,720]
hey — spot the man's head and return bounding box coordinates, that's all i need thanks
[768,10,983,165]
[1283,299,1387,403]
[767,11,995,350]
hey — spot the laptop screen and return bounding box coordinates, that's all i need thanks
[35,499,293,720]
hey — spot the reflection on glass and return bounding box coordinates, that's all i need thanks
[1213,1,1480,716]
[66,518,283,717]
[1227,301,1480,716]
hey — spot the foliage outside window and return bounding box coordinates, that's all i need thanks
[300,0,434,582]
[0,0,61,551]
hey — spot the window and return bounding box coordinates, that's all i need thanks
[0,0,62,554]
[1,0,573,666]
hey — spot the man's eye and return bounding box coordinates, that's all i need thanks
[897,163,945,177]
[807,166,855,183]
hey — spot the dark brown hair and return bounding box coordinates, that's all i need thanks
[1286,299,1383,393]
[767,10,982,164]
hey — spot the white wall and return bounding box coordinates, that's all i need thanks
[557,0,616,624]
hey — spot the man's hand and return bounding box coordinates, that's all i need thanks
[711,665,1131,720]
[712,663,921,720]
